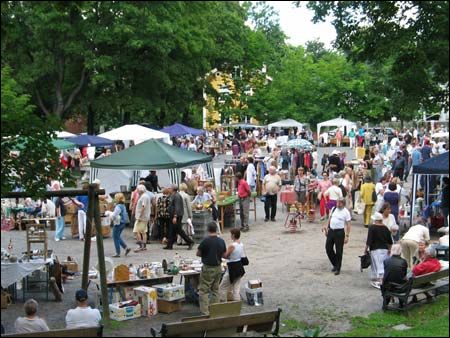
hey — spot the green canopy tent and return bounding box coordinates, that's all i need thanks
[52,139,77,150]
[90,139,213,188]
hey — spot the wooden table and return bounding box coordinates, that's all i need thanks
[217,192,257,232]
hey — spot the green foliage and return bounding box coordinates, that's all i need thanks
[1,1,254,130]
[1,65,71,197]
[338,295,449,337]
[248,46,388,127]
[305,1,449,121]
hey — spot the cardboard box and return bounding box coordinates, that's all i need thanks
[65,203,78,214]
[109,302,141,321]
[134,286,158,317]
[157,299,182,314]
[61,261,79,273]
[248,279,262,289]
[245,286,263,306]
[153,283,185,301]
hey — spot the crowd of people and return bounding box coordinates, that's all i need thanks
[3,123,448,332]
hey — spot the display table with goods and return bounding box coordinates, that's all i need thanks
[217,192,257,232]
[1,246,55,302]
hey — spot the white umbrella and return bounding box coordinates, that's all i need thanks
[55,131,76,138]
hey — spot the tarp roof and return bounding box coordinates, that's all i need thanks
[412,151,449,175]
[98,124,170,144]
[69,135,114,147]
[268,119,304,129]
[90,139,212,170]
[160,123,205,137]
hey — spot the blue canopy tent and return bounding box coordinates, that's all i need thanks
[160,123,205,137]
[69,135,114,147]
[410,151,449,227]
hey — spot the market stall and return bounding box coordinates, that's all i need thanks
[268,119,304,130]
[98,124,171,146]
[410,151,449,228]
[316,117,357,144]
[90,139,214,208]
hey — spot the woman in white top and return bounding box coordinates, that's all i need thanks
[380,202,399,242]
[219,228,246,302]
[374,177,387,212]
[324,178,343,212]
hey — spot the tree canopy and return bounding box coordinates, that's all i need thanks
[303,1,449,121]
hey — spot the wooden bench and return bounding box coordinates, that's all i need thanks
[151,308,282,337]
[382,269,449,311]
[1,325,103,337]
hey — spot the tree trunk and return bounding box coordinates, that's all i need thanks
[122,110,131,125]
[87,103,95,135]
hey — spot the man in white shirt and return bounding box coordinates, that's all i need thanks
[400,224,430,268]
[66,289,101,329]
[322,198,351,275]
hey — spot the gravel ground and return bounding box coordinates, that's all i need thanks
[1,146,427,336]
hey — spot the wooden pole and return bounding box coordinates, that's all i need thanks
[81,184,96,290]
[93,189,110,320]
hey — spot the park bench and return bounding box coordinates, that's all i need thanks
[1,325,103,337]
[151,304,282,337]
[382,268,449,311]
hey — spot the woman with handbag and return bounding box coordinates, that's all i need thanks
[109,193,131,258]
[317,172,332,221]
[219,228,246,302]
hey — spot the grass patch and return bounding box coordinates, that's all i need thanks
[339,294,449,337]
[280,318,310,334]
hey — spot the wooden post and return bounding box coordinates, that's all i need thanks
[81,185,95,290]
[93,190,110,320]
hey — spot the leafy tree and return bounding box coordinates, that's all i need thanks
[1,65,71,196]
[248,46,388,127]
[303,1,449,121]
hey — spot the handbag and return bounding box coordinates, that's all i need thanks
[241,245,249,266]
[359,252,371,272]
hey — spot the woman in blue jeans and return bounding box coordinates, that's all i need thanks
[110,193,131,258]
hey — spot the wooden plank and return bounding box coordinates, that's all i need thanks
[209,301,242,318]
[2,326,102,337]
[163,310,279,336]
[410,280,449,296]
[412,269,449,288]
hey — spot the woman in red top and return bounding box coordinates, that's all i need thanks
[412,246,441,276]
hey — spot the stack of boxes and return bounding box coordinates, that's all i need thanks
[245,279,263,306]
[153,283,185,314]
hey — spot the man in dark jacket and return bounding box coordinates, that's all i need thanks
[164,184,194,250]
[381,243,408,308]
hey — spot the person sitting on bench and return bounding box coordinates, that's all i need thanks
[14,299,49,333]
[412,246,442,277]
[65,289,101,329]
[381,244,408,307]
[410,246,442,303]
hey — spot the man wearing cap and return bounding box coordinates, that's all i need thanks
[65,289,101,329]
[165,184,194,250]
[322,197,351,275]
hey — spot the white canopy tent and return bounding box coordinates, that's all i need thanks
[316,117,357,140]
[268,119,304,130]
[98,124,171,145]
[55,131,76,138]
